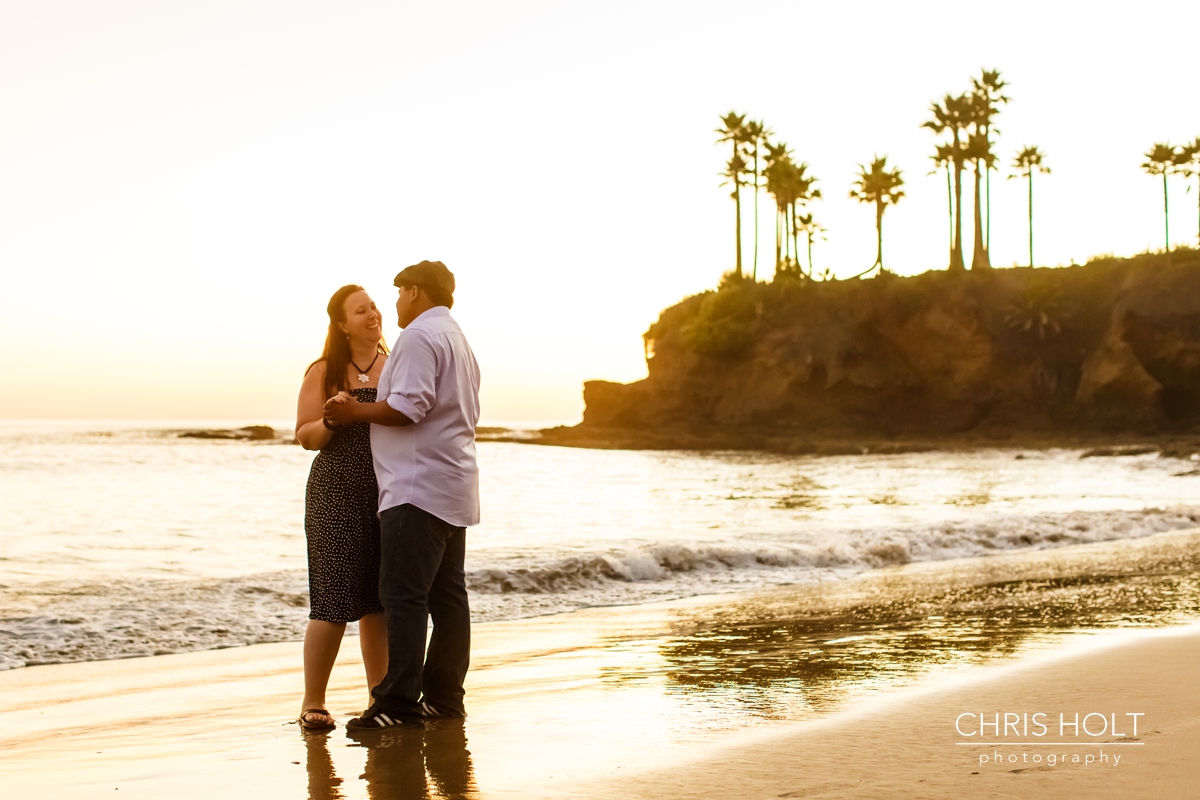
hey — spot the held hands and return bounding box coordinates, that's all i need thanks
[322,391,409,428]
[323,391,358,427]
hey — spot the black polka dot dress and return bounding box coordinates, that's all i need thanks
[304,387,384,623]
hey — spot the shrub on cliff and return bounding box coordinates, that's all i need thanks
[680,282,762,356]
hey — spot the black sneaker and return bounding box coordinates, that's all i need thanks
[419,700,463,719]
[345,704,421,731]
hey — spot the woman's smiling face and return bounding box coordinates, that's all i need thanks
[340,290,383,344]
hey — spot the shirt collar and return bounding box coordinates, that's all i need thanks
[410,306,451,326]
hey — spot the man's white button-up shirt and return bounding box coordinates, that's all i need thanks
[371,306,481,527]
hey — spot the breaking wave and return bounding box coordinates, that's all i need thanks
[465,506,1200,594]
[3,506,1199,670]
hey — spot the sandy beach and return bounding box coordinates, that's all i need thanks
[606,625,1200,799]
[2,529,1199,799]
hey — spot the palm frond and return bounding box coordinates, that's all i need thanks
[850,155,905,207]
[1142,143,1179,175]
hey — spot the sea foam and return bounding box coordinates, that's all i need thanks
[3,506,1197,670]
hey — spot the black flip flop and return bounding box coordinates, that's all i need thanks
[299,709,336,732]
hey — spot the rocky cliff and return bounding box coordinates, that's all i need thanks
[557,250,1200,450]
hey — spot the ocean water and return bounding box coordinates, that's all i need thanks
[2,420,1200,670]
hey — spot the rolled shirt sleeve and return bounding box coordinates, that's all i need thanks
[385,329,438,423]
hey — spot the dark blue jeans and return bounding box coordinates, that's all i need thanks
[372,503,470,721]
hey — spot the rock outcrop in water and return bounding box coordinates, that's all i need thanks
[179,425,280,441]
[552,250,1200,450]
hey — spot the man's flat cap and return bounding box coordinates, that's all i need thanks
[394,260,455,298]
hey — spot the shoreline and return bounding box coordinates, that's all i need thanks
[3,530,1199,797]
[486,424,1200,458]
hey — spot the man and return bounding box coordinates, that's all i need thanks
[323,260,480,729]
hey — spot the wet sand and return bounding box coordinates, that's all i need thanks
[603,625,1200,799]
[2,530,1199,799]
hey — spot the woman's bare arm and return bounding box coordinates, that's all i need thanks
[323,392,413,427]
[296,363,334,451]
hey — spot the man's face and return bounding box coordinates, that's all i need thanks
[395,284,421,329]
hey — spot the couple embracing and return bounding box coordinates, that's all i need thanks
[294,260,480,733]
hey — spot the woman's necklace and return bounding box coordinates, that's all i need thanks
[350,351,380,384]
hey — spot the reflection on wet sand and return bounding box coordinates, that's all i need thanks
[304,719,477,800]
[656,531,1200,719]
[303,730,345,799]
[421,720,476,799]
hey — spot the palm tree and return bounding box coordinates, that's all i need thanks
[922,93,971,271]
[1009,145,1050,268]
[790,163,820,273]
[744,119,772,281]
[849,155,905,274]
[719,150,750,275]
[965,129,996,269]
[1142,143,1180,252]
[1176,138,1200,246]
[971,69,1010,251]
[715,112,750,277]
[768,160,821,284]
[763,141,793,272]
[766,154,820,278]
[772,164,801,273]
[929,143,956,260]
[796,212,825,278]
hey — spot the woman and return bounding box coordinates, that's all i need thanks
[295,284,390,732]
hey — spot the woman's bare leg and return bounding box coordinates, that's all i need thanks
[302,619,347,724]
[358,611,389,706]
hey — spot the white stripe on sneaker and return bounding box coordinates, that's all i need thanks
[379,713,394,725]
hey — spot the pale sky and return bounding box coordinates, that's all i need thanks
[2,1,1198,422]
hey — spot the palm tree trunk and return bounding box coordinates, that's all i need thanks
[807,233,814,277]
[787,204,793,265]
[951,151,965,272]
[735,182,743,277]
[875,202,884,270]
[986,166,991,251]
[752,147,759,281]
[945,164,953,259]
[783,205,788,266]
[774,209,781,273]
[731,141,743,278]
[971,160,991,269]
[985,126,992,252]
[780,209,786,270]
[1163,172,1170,253]
[792,204,800,271]
[1028,171,1034,268]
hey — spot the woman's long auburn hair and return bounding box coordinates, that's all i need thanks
[306,284,390,400]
